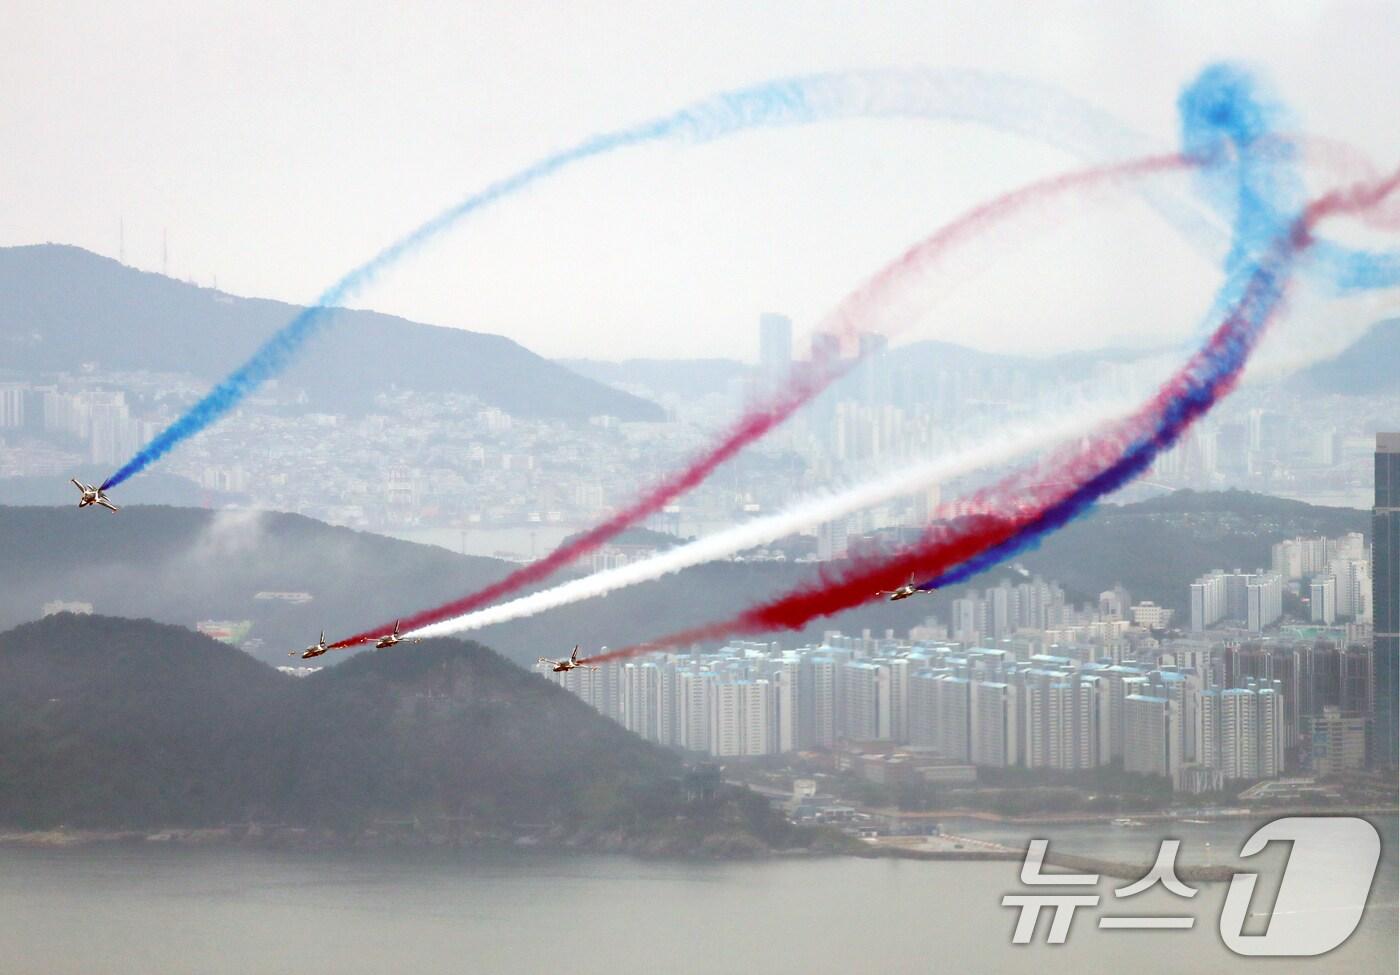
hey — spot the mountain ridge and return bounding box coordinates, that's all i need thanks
[0,489,1368,668]
[0,612,813,856]
[0,243,663,421]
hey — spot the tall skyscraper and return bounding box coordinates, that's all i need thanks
[1123,694,1180,779]
[856,332,890,405]
[842,662,883,741]
[1374,433,1399,768]
[933,675,971,761]
[809,656,838,748]
[1190,572,1227,630]
[970,681,1018,767]
[758,313,793,382]
[1310,576,1337,624]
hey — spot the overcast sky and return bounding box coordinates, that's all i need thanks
[4,2,1397,361]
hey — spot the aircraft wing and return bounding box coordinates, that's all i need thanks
[96,498,119,512]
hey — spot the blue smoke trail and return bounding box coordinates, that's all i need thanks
[922,251,1294,593]
[919,64,1399,593]
[103,69,1230,490]
[103,66,1395,490]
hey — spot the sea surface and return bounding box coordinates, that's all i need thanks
[0,817,1394,975]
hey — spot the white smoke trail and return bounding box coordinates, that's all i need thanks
[410,395,1139,639]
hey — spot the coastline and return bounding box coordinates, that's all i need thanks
[12,803,1392,877]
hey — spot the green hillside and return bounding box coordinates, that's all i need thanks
[0,614,801,855]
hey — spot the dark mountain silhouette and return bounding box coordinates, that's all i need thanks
[0,613,802,854]
[0,244,663,421]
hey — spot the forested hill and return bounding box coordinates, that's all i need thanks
[0,614,799,854]
[1013,489,1370,613]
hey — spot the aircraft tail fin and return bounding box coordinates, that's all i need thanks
[571,645,580,662]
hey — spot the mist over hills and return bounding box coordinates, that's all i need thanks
[0,505,509,662]
[560,357,749,401]
[562,318,1397,406]
[0,489,1367,669]
[0,244,662,421]
[560,340,1145,405]
[1289,317,1400,395]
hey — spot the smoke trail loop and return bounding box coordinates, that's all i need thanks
[104,67,1272,490]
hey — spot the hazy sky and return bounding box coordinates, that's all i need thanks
[5,2,1398,361]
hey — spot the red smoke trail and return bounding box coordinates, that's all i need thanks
[587,165,1400,666]
[586,422,1137,664]
[332,151,1195,649]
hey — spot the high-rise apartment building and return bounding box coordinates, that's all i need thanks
[970,681,1019,767]
[1375,433,1399,768]
[1190,569,1281,632]
[1123,694,1180,779]
[1310,576,1337,624]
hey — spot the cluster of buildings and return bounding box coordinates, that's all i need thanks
[0,383,161,467]
[1,313,1388,535]
[1269,532,1373,625]
[1150,400,1386,510]
[1185,535,1375,636]
[544,560,1383,791]
[1189,569,1284,633]
[546,434,1400,785]
[547,423,1400,786]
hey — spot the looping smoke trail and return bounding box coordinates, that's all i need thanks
[587,162,1400,666]
[581,64,1400,665]
[333,152,1195,649]
[406,395,1139,639]
[104,68,1255,491]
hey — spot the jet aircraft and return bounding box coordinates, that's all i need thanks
[538,645,596,673]
[71,478,119,512]
[375,620,417,649]
[291,631,330,659]
[876,574,927,602]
